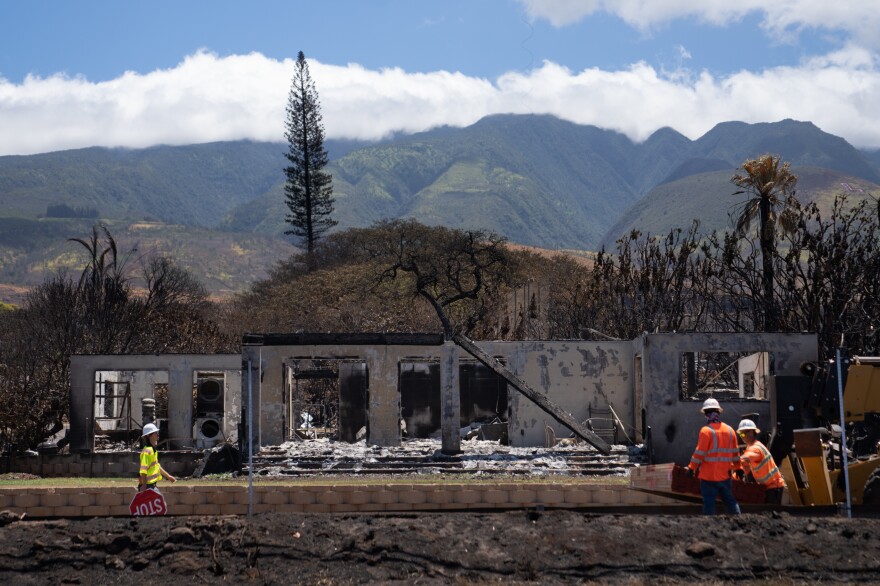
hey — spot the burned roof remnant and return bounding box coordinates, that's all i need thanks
[242,332,445,346]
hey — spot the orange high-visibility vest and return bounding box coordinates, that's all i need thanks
[741,441,785,489]
[688,422,742,481]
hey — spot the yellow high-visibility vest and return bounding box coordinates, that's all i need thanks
[140,446,161,485]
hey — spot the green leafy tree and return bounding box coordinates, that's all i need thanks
[283,51,336,255]
[731,154,799,331]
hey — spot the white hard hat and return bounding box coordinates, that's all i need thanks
[700,398,723,413]
[141,423,160,437]
[737,419,760,434]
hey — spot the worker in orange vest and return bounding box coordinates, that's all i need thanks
[737,419,786,505]
[687,398,742,515]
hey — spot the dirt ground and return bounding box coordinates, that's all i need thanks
[1,509,879,584]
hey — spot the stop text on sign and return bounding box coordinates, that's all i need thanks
[134,497,166,516]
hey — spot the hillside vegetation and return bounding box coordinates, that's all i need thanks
[2,115,880,302]
[602,167,880,246]
[0,218,296,304]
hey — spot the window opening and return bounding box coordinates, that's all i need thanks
[460,361,508,443]
[92,370,137,447]
[399,361,441,439]
[679,351,773,401]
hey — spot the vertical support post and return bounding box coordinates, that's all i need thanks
[248,359,253,520]
[440,341,461,455]
[69,359,96,453]
[835,348,851,519]
[168,362,193,450]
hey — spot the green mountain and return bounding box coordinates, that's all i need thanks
[0,139,372,228]
[693,120,880,183]
[601,166,880,247]
[0,141,280,227]
[223,115,654,249]
[862,148,880,170]
[224,116,880,250]
[2,115,879,303]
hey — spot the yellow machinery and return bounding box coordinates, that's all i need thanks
[774,357,880,506]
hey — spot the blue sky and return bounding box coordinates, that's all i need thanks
[1,0,879,155]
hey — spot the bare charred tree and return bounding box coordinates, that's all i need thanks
[545,223,710,341]
[0,282,79,451]
[693,191,880,357]
[776,195,880,357]
[0,226,231,451]
[137,256,231,354]
[343,220,515,339]
[604,222,710,337]
[698,229,765,333]
[542,255,596,339]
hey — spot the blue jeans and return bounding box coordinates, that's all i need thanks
[700,478,741,515]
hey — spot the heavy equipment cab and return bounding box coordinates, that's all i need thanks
[769,355,880,505]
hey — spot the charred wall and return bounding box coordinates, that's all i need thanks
[635,333,818,465]
[69,354,242,452]
[479,341,633,448]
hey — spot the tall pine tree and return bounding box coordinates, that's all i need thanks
[284,51,336,254]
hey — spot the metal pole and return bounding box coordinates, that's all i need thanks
[248,359,253,519]
[835,348,852,519]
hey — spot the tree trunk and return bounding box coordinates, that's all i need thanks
[759,195,776,331]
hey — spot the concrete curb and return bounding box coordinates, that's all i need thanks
[0,482,679,517]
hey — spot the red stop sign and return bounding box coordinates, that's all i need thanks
[130,489,168,516]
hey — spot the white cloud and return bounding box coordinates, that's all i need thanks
[516,0,880,47]
[518,0,601,27]
[0,51,291,154]
[1,48,880,155]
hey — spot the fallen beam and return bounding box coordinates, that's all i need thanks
[452,333,611,455]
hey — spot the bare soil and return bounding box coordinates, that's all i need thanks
[1,509,879,584]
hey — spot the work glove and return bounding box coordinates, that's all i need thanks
[733,469,744,480]
[685,468,695,478]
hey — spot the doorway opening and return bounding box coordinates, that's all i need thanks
[284,359,368,443]
[399,361,441,439]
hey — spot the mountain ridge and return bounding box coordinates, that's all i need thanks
[2,115,879,301]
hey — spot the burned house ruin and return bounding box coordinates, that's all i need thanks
[68,331,817,466]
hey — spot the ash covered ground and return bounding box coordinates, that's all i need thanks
[7,438,878,583]
[2,509,880,584]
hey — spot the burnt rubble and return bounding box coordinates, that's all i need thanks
[246,437,646,477]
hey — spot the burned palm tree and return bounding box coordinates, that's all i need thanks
[731,154,799,331]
